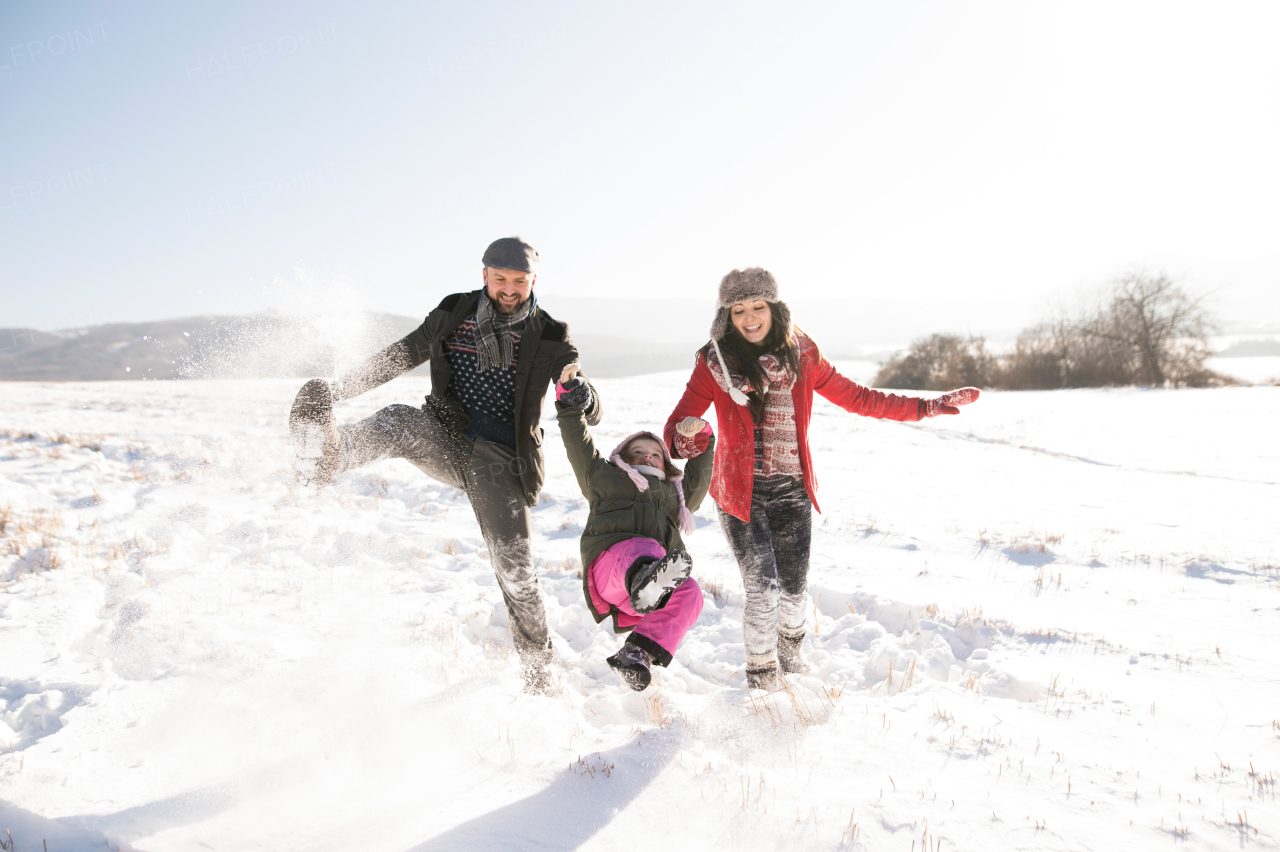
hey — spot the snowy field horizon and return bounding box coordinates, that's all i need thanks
[1,372,1277,851]
[3,303,1279,387]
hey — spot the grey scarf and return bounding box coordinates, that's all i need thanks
[474,290,537,372]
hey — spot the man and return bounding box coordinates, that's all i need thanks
[288,236,601,693]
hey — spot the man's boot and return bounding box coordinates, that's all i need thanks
[520,645,554,696]
[778,631,809,675]
[290,379,341,486]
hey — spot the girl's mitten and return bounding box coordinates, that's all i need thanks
[673,416,712,458]
[556,378,593,409]
[555,363,593,410]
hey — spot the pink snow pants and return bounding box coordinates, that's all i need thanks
[588,537,703,663]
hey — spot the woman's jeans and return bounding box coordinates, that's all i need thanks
[717,474,812,659]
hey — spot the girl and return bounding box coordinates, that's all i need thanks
[555,367,716,691]
[663,268,980,690]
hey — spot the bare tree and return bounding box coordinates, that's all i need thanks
[873,334,995,390]
[1070,272,1216,387]
[877,271,1219,390]
[993,323,1064,389]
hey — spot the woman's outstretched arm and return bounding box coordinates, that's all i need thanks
[813,357,981,420]
[811,356,923,421]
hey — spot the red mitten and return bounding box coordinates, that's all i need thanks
[922,387,981,418]
[673,417,712,458]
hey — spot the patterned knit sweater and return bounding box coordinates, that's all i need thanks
[707,345,802,479]
[756,368,801,478]
[443,315,521,448]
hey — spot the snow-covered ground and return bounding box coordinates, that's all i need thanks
[1,376,1277,851]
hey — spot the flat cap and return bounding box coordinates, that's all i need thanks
[482,236,539,273]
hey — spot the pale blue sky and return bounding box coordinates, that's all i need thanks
[4,1,1279,331]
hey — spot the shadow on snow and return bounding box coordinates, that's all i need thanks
[401,736,677,852]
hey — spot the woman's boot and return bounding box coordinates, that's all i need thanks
[778,631,809,674]
[746,652,781,691]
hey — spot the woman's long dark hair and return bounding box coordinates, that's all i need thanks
[708,303,814,424]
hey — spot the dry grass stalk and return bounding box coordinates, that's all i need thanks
[480,637,513,675]
[952,606,984,628]
[570,753,615,779]
[740,772,769,811]
[737,677,834,732]
[644,691,671,727]
[840,812,860,846]
[901,658,918,691]
[544,555,581,577]
[421,620,461,660]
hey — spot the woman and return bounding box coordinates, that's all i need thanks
[664,268,979,690]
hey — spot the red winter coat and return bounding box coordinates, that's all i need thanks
[664,344,921,522]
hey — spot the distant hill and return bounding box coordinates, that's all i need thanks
[0,310,698,381]
[1215,338,1280,357]
[3,294,996,382]
[0,312,424,382]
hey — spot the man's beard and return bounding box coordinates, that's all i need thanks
[491,293,528,315]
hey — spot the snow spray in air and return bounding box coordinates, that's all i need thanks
[177,265,410,382]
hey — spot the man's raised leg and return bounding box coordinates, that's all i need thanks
[333,404,468,488]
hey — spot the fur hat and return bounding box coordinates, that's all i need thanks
[709,267,792,341]
[608,431,696,536]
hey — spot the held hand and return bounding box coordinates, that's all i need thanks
[922,387,981,418]
[676,416,708,437]
[673,416,712,458]
[555,364,593,410]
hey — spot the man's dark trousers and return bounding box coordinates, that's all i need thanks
[335,403,548,662]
